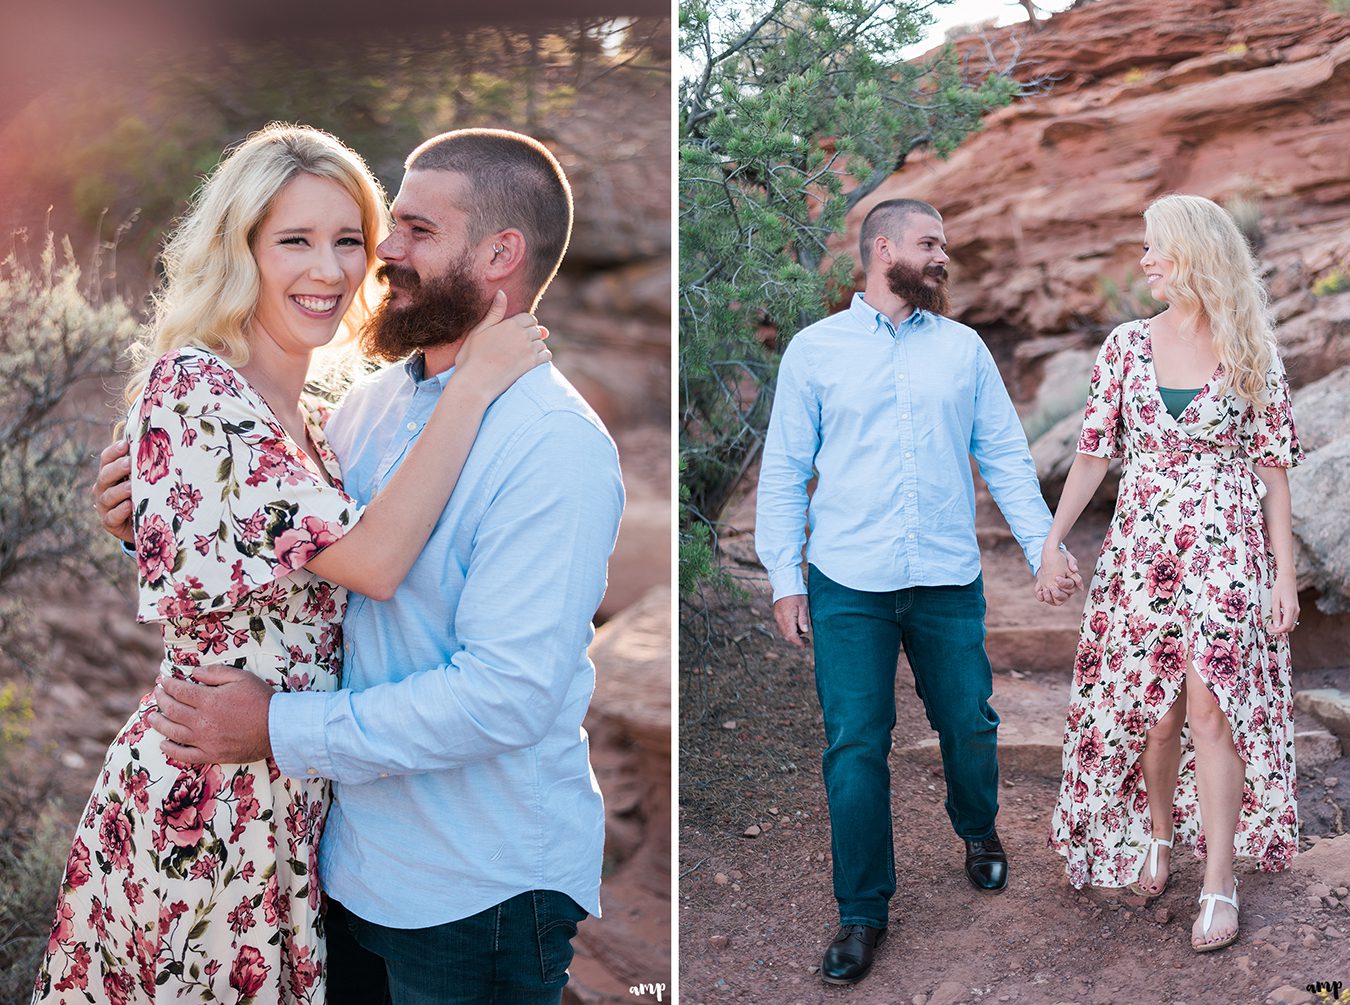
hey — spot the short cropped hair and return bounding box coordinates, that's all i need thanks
[406,128,573,304]
[858,198,942,269]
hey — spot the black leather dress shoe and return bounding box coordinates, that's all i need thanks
[820,924,887,985]
[965,832,1008,893]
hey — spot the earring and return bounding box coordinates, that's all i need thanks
[491,243,505,259]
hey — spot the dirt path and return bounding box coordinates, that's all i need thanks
[679,513,1350,1005]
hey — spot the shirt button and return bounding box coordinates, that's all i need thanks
[378,772,389,779]
[306,768,318,776]
[900,413,909,420]
[905,451,913,459]
[406,422,417,432]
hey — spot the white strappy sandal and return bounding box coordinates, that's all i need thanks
[1193,878,1239,953]
[1127,836,1173,898]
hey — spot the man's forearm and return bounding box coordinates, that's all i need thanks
[271,413,622,784]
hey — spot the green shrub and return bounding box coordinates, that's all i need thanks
[1099,272,1164,326]
[1222,193,1264,251]
[0,683,67,1003]
[0,231,136,673]
[1312,267,1350,296]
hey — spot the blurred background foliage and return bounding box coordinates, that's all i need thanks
[3,18,669,281]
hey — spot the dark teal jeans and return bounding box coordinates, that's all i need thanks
[807,565,1001,928]
[326,891,586,1005]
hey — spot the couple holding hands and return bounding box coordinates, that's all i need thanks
[756,193,1301,984]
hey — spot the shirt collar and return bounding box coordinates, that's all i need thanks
[851,291,930,336]
[402,352,456,388]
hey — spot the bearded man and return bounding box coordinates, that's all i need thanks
[755,198,1080,986]
[96,128,624,1004]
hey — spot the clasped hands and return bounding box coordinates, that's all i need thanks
[1035,543,1084,607]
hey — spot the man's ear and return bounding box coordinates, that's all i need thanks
[872,235,894,267]
[483,229,527,284]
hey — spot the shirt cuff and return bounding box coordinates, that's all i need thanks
[1028,540,1069,576]
[768,564,807,602]
[268,690,335,782]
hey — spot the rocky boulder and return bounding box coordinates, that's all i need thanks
[1291,365,1350,453]
[1290,436,1350,613]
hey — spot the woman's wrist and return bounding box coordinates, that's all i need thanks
[441,370,494,412]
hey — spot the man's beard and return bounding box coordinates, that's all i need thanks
[885,260,951,316]
[359,254,492,363]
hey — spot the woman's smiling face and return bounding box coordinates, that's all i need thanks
[248,172,368,355]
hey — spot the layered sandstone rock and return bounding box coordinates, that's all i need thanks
[835,0,1350,617]
[847,0,1350,387]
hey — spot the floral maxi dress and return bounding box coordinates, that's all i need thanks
[1048,319,1303,889]
[35,347,362,1004]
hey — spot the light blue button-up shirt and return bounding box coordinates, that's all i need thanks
[756,292,1051,600]
[268,356,624,928]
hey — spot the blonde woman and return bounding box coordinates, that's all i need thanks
[34,124,547,1003]
[1040,194,1301,953]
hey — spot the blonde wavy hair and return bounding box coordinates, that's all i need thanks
[124,122,388,408]
[1143,193,1276,405]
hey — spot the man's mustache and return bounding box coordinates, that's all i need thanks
[377,263,420,291]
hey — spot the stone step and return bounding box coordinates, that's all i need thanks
[901,673,1345,777]
[1294,689,1350,747]
[980,532,1092,674]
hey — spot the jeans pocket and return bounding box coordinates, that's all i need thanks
[532,890,586,986]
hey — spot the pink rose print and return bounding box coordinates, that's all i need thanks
[1079,427,1101,452]
[1089,611,1109,637]
[289,941,321,996]
[47,900,75,953]
[1145,553,1183,600]
[99,803,134,870]
[65,838,92,890]
[1200,637,1241,682]
[1144,680,1167,707]
[103,969,136,1005]
[136,512,178,587]
[157,764,224,847]
[136,427,173,485]
[262,872,290,926]
[1219,589,1248,620]
[1077,727,1105,773]
[274,516,342,573]
[124,766,152,814]
[1074,640,1103,687]
[1148,633,1186,682]
[230,945,271,998]
[1173,524,1197,552]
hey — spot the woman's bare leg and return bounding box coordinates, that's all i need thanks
[1136,690,1186,894]
[1185,663,1244,947]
